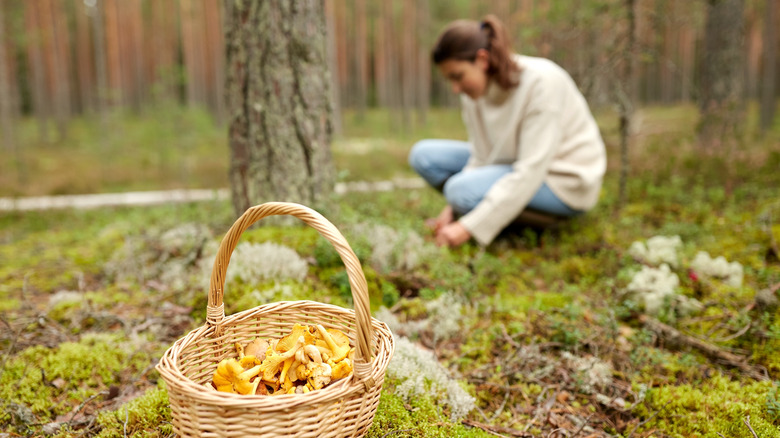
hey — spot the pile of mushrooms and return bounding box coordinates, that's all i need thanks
[211,323,354,395]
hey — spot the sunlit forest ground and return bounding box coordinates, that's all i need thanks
[1,104,780,437]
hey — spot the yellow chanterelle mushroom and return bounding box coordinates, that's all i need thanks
[212,358,262,395]
[315,324,351,363]
[259,335,305,382]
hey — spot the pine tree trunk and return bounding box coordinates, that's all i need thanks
[92,0,108,116]
[0,3,15,154]
[47,0,71,139]
[25,1,50,143]
[760,0,777,133]
[618,0,637,207]
[225,1,334,216]
[74,0,94,113]
[324,0,341,135]
[354,0,368,119]
[697,0,746,152]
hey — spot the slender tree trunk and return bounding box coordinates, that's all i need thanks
[697,0,746,153]
[760,0,777,133]
[374,10,387,107]
[0,3,15,154]
[180,0,196,107]
[382,1,401,130]
[324,0,341,135]
[25,1,50,143]
[150,0,177,103]
[401,0,415,132]
[128,0,144,111]
[104,0,124,107]
[47,0,70,139]
[92,0,108,117]
[225,0,334,216]
[204,0,225,123]
[416,0,430,125]
[619,0,637,207]
[354,0,368,119]
[74,0,94,113]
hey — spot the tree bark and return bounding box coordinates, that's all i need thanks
[225,0,334,216]
[0,3,16,154]
[47,0,71,138]
[92,0,109,117]
[354,0,368,119]
[618,0,637,207]
[25,1,50,143]
[760,0,777,133]
[324,0,341,135]
[74,0,93,113]
[697,0,746,153]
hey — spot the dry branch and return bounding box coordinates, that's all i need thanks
[462,419,534,437]
[638,315,768,381]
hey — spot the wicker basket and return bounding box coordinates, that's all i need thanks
[156,202,395,437]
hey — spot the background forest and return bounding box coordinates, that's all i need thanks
[1,1,780,438]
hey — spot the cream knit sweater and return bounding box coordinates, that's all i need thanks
[458,54,606,245]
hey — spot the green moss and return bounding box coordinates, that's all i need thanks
[95,384,172,438]
[0,333,152,428]
[495,290,573,314]
[239,225,320,253]
[0,297,20,312]
[633,374,780,437]
[365,390,492,437]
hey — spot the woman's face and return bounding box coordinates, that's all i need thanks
[437,49,489,99]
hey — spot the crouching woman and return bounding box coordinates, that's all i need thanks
[409,15,607,248]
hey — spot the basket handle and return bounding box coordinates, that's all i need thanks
[207,202,376,385]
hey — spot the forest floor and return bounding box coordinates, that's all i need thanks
[1,106,780,437]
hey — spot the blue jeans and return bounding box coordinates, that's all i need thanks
[408,139,580,217]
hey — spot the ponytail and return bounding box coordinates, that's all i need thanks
[431,14,520,89]
[480,15,520,89]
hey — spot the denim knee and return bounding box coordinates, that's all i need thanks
[408,140,433,172]
[443,174,481,215]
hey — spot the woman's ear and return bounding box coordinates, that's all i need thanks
[474,48,490,71]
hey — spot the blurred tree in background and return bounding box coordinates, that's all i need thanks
[0,0,777,162]
[697,0,746,152]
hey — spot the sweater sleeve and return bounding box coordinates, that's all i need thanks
[459,104,562,245]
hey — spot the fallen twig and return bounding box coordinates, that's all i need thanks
[490,389,511,422]
[743,415,758,438]
[462,419,532,437]
[711,321,752,343]
[570,413,594,438]
[638,315,768,381]
[626,400,673,438]
[69,391,108,425]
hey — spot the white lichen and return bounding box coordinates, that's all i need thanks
[349,223,434,272]
[374,292,463,343]
[388,335,475,421]
[690,251,743,287]
[625,264,680,315]
[628,235,682,267]
[561,352,613,394]
[220,242,308,285]
[104,222,214,290]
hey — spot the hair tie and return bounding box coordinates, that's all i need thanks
[480,21,488,30]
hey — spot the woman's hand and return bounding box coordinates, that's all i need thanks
[425,205,455,233]
[435,221,472,247]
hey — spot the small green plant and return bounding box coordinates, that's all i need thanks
[767,384,780,425]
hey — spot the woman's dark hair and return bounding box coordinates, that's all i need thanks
[431,15,520,89]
